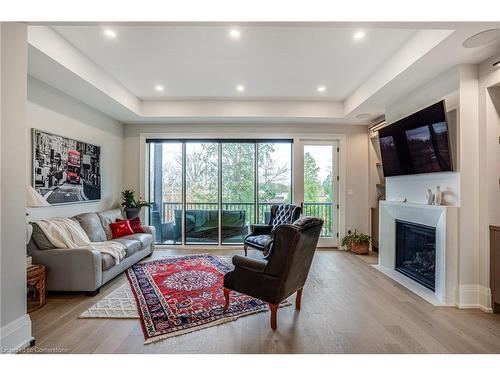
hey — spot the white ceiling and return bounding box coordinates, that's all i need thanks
[51,25,416,100]
[27,22,500,124]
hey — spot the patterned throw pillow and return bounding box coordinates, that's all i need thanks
[110,220,134,238]
[116,217,146,234]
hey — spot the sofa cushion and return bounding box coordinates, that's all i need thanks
[31,223,56,250]
[117,217,145,233]
[110,220,134,239]
[113,238,142,257]
[73,212,107,242]
[121,233,153,249]
[97,209,124,240]
[101,253,116,270]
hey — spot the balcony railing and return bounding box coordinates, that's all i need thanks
[159,201,333,237]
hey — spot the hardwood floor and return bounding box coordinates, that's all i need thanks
[28,248,500,354]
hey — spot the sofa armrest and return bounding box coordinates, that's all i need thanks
[31,247,102,292]
[232,255,267,273]
[143,225,156,252]
[249,224,273,236]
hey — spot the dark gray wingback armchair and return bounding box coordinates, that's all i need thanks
[224,216,323,330]
[243,204,302,256]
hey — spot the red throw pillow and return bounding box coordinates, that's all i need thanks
[110,220,134,238]
[117,217,145,233]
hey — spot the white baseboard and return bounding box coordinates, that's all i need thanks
[0,314,33,353]
[456,284,492,312]
[478,285,493,313]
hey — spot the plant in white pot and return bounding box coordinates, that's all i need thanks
[341,230,372,255]
[121,189,153,219]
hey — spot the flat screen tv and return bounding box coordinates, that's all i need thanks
[378,100,453,177]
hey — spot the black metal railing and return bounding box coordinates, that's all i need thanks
[160,201,333,237]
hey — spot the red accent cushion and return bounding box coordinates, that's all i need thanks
[117,217,146,234]
[110,220,134,238]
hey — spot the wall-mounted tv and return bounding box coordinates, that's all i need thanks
[378,100,453,177]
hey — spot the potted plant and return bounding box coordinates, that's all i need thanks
[121,189,153,219]
[341,230,372,255]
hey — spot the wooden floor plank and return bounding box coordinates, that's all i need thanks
[27,248,500,354]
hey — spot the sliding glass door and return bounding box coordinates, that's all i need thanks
[185,142,219,244]
[148,139,292,245]
[221,143,255,244]
[149,142,182,244]
[257,142,293,224]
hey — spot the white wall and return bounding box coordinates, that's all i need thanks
[0,23,33,352]
[123,123,370,235]
[26,77,124,221]
[385,172,460,205]
[384,66,461,206]
[457,64,481,307]
[477,53,500,309]
[382,61,500,311]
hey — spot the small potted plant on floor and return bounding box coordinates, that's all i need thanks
[341,230,372,255]
[121,189,153,219]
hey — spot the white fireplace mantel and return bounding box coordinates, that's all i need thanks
[374,201,459,306]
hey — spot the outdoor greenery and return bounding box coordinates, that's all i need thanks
[155,143,333,205]
[184,143,292,204]
[150,142,335,237]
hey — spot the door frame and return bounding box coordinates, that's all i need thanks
[140,132,346,248]
[296,139,341,247]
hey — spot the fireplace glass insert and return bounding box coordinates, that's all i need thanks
[395,220,436,291]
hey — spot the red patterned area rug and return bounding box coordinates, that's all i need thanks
[127,254,289,344]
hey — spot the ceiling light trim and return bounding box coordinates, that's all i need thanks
[353,31,366,40]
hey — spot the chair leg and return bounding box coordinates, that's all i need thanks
[269,303,278,330]
[295,288,303,311]
[243,244,248,256]
[223,287,230,312]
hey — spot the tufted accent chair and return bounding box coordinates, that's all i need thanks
[224,216,324,330]
[243,204,302,256]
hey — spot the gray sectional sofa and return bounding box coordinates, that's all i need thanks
[27,208,155,294]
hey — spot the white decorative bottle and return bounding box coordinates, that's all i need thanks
[434,186,442,206]
[426,189,434,205]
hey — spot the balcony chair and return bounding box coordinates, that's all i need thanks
[243,203,301,256]
[223,216,324,330]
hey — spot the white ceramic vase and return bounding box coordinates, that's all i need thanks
[426,189,434,205]
[434,186,442,205]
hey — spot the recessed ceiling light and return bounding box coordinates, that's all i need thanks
[229,29,241,39]
[103,29,117,39]
[463,29,500,48]
[155,85,164,92]
[236,84,245,92]
[353,31,365,41]
[317,86,326,93]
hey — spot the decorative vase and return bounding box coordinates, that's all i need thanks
[350,241,370,255]
[434,186,442,205]
[426,189,434,205]
[125,207,141,219]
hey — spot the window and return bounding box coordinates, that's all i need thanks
[147,139,292,245]
[149,142,182,244]
[185,142,218,244]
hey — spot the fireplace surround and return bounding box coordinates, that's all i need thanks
[375,201,458,306]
